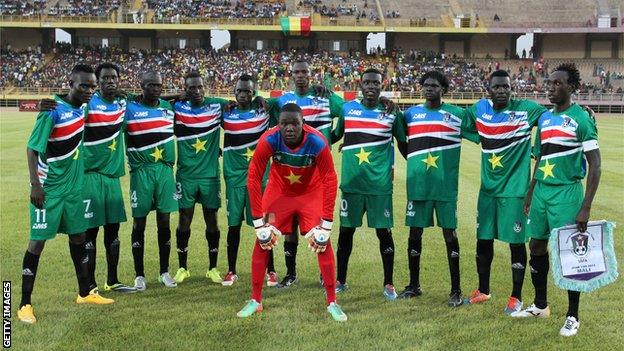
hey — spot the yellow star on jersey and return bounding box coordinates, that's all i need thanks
[355,147,371,165]
[539,160,556,179]
[191,138,207,154]
[150,146,164,162]
[284,170,302,185]
[421,152,439,170]
[108,138,117,152]
[243,147,255,161]
[488,153,503,170]
[73,148,80,160]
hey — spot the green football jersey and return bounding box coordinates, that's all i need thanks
[27,95,86,196]
[269,87,344,142]
[332,100,406,195]
[533,103,598,186]
[401,103,472,201]
[222,104,272,188]
[464,98,547,197]
[124,99,175,171]
[83,91,126,177]
[174,97,228,179]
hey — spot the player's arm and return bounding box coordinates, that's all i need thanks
[460,105,480,144]
[329,93,345,118]
[305,144,338,253]
[247,135,280,249]
[393,110,408,159]
[527,100,548,127]
[26,111,54,209]
[379,96,396,114]
[330,108,345,144]
[575,115,601,232]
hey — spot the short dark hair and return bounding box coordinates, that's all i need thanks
[292,58,309,66]
[419,70,449,92]
[71,63,94,75]
[238,73,255,83]
[554,63,581,90]
[184,71,202,81]
[490,69,510,80]
[362,68,383,77]
[280,103,302,116]
[140,70,161,83]
[95,62,119,79]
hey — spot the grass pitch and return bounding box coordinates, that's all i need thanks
[1,109,622,351]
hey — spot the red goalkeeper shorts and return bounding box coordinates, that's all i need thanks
[262,186,322,235]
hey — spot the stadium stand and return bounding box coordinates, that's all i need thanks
[148,0,285,22]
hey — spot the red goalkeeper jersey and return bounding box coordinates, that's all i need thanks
[248,124,337,221]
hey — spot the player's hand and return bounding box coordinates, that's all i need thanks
[379,96,396,114]
[253,96,269,112]
[304,220,332,253]
[314,84,330,98]
[224,101,237,113]
[575,206,590,233]
[37,99,57,111]
[30,183,45,209]
[254,219,281,250]
[523,195,532,216]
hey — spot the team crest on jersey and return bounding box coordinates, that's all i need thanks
[570,232,589,257]
[443,113,451,123]
[508,111,516,122]
[274,154,282,161]
[378,112,387,120]
[305,156,316,166]
[562,117,572,128]
[513,221,522,233]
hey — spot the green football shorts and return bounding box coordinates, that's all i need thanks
[129,163,178,218]
[338,192,393,228]
[83,172,127,228]
[30,191,87,240]
[225,186,253,227]
[527,181,584,240]
[175,176,221,210]
[405,200,457,229]
[476,191,527,244]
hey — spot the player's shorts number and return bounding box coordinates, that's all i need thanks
[341,199,348,211]
[83,199,93,219]
[130,190,138,208]
[34,208,47,223]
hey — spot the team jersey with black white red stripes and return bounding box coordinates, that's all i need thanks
[533,103,598,185]
[83,91,126,177]
[174,97,227,179]
[402,103,475,201]
[464,98,546,197]
[222,104,272,188]
[124,99,175,171]
[269,87,344,142]
[332,100,406,195]
[248,124,338,220]
[27,95,85,196]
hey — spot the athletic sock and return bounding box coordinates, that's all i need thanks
[85,227,98,287]
[284,241,298,277]
[510,243,527,300]
[476,239,494,295]
[376,229,395,286]
[530,254,549,309]
[267,250,276,273]
[250,240,269,302]
[408,228,422,288]
[318,241,337,304]
[69,240,92,297]
[567,290,580,319]
[157,228,171,275]
[103,223,121,285]
[20,251,40,307]
[336,227,355,283]
[206,230,220,270]
[131,228,145,277]
[227,226,241,273]
[176,229,191,269]
[444,232,461,292]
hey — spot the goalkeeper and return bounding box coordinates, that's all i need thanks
[236,103,347,322]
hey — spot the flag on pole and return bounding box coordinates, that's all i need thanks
[280,16,311,36]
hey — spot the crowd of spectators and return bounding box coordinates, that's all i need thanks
[150,0,285,22]
[299,0,379,22]
[0,0,122,17]
[1,44,622,95]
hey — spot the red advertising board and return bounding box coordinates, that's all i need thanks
[19,100,39,112]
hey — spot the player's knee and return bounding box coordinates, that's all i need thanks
[285,232,298,243]
[409,227,423,241]
[529,239,548,256]
[375,228,392,238]
[68,233,86,245]
[27,240,46,255]
[133,217,147,232]
[442,229,457,243]
[203,208,218,231]
[156,212,170,229]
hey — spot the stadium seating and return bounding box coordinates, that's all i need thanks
[1,45,621,96]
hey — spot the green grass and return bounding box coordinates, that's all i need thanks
[1,110,623,351]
